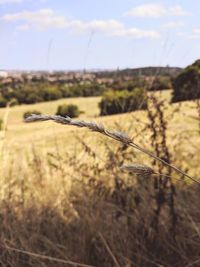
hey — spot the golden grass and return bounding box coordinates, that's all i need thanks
[0,90,199,165]
[0,90,199,266]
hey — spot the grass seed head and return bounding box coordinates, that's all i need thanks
[120,163,154,176]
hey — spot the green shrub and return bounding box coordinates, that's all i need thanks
[99,88,147,116]
[172,59,200,102]
[112,78,148,91]
[65,83,105,97]
[25,93,43,104]
[56,104,80,118]
[0,82,105,106]
[0,96,7,108]
[23,110,42,120]
[149,76,172,91]
[9,98,19,107]
[41,86,62,101]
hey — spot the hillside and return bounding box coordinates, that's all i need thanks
[0,90,199,176]
[0,90,200,267]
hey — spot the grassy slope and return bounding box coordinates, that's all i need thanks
[0,90,199,267]
[0,97,101,152]
[0,91,171,143]
[0,90,199,176]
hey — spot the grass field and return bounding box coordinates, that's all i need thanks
[0,90,199,161]
[0,90,200,267]
[0,96,101,153]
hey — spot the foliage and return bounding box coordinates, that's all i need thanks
[0,73,173,108]
[149,76,172,91]
[23,110,42,119]
[0,82,105,106]
[99,88,147,115]
[112,78,148,91]
[172,59,200,102]
[9,98,19,107]
[68,83,105,97]
[56,104,80,118]
[0,96,7,108]
[96,66,182,78]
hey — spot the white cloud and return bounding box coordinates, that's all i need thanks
[176,29,200,40]
[162,21,185,29]
[112,28,159,38]
[190,28,200,39]
[1,9,160,39]
[125,4,189,18]
[169,5,188,16]
[0,0,24,4]
[125,4,166,18]
[0,0,46,4]
[2,9,68,29]
[69,19,124,34]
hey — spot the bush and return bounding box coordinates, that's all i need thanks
[25,93,43,104]
[99,88,147,116]
[65,83,105,97]
[149,76,172,91]
[112,78,148,92]
[9,98,19,107]
[41,86,62,101]
[23,110,42,120]
[0,96,7,108]
[0,82,106,106]
[172,59,200,102]
[56,104,80,118]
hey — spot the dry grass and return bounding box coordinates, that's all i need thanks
[25,113,199,184]
[0,139,199,267]
[0,90,199,158]
[0,90,199,267]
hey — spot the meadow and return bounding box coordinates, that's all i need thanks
[0,89,199,168]
[0,89,199,267]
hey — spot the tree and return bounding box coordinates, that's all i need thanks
[172,60,200,102]
[0,96,7,107]
[99,88,147,116]
[149,76,171,91]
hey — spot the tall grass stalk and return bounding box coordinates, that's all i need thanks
[25,114,200,185]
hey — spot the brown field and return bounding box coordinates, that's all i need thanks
[0,90,199,169]
[0,90,199,267]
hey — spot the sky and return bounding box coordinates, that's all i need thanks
[0,0,200,70]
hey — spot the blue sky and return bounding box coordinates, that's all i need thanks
[0,0,199,70]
